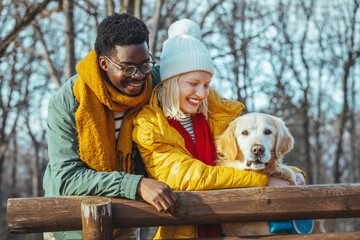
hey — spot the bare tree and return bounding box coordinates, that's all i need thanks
[120,0,142,19]
[64,0,76,80]
[0,0,58,57]
[266,0,316,183]
[290,0,315,183]
[348,69,359,183]
[33,23,62,89]
[134,0,143,19]
[25,117,46,197]
[0,43,28,188]
[213,0,273,109]
[10,136,18,198]
[149,0,164,53]
[199,0,225,29]
[106,0,115,16]
[333,0,360,183]
[311,11,332,184]
[217,1,247,105]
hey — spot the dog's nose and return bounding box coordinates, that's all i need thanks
[251,144,265,155]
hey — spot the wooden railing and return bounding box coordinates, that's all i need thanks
[7,183,360,239]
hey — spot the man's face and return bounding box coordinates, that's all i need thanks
[99,42,151,96]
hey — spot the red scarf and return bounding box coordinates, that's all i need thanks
[168,113,221,238]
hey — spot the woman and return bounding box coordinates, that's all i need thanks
[133,19,304,239]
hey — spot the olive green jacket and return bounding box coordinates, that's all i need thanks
[43,66,160,239]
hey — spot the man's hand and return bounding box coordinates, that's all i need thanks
[267,176,290,187]
[137,178,179,215]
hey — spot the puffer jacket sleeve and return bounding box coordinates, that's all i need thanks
[133,107,268,191]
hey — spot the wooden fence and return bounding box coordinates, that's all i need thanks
[7,183,360,239]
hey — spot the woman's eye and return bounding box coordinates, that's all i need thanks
[189,82,197,86]
[242,130,248,135]
[264,129,272,135]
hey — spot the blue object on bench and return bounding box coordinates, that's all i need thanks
[268,220,314,234]
[289,219,314,234]
[268,221,292,233]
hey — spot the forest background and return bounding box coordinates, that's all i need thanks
[1,0,360,239]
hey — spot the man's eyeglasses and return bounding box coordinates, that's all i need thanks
[103,54,156,77]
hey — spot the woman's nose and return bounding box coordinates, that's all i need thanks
[195,86,207,98]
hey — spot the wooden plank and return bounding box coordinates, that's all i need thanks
[225,232,360,239]
[7,183,360,234]
[197,232,360,239]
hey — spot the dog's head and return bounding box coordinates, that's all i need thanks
[216,113,294,171]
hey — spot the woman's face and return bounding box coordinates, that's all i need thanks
[177,71,212,114]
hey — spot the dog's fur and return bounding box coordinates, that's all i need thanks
[216,113,324,236]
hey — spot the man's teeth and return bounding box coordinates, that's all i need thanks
[188,98,199,104]
[130,82,142,86]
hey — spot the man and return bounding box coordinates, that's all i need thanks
[43,13,178,239]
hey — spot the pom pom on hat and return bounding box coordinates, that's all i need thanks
[168,19,202,40]
[160,19,214,81]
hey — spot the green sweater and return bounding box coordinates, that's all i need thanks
[43,66,160,239]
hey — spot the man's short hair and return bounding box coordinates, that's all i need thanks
[94,13,149,57]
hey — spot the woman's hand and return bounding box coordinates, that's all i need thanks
[267,172,305,187]
[295,172,305,185]
[266,176,290,187]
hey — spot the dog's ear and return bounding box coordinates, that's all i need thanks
[216,122,239,160]
[273,117,294,158]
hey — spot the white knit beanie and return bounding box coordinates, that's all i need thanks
[160,19,214,81]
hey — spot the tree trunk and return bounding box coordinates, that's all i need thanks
[149,0,163,53]
[302,97,313,184]
[333,0,359,183]
[226,2,243,104]
[10,137,18,198]
[32,144,40,197]
[25,118,41,197]
[120,0,133,14]
[134,0,142,19]
[0,150,5,190]
[313,86,323,184]
[106,0,115,16]
[120,0,142,18]
[348,71,357,182]
[33,24,62,89]
[333,60,351,183]
[64,0,76,80]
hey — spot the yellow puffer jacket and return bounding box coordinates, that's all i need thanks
[133,85,269,239]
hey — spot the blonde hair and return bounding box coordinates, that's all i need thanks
[158,75,208,121]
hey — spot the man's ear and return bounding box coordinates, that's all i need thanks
[98,56,108,71]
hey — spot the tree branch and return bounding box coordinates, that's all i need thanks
[0,0,54,57]
[199,0,225,29]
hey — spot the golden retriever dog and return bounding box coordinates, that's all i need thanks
[216,113,324,236]
[216,113,296,185]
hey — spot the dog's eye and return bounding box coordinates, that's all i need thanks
[264,129,272,135]
[242,130,249,135]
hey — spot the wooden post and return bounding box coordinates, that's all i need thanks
[81,197,113,240]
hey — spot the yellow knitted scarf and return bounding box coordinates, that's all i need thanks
[73,49,152,173]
